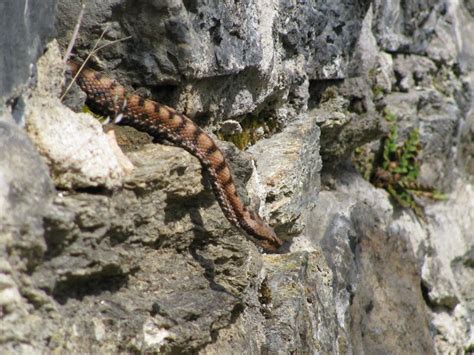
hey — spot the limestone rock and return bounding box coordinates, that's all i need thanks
[1,0,473,353]
[25,41,126,189]
[0,116,56,353]
[0,0,55,101]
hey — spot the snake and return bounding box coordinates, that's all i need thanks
[67,60,283,252]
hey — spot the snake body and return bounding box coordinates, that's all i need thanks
[67,61,283,252]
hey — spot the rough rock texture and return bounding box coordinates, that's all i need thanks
[55,0,370,123]
[1,0,474,354]
[0,2,57,353]
[0,117,57,354]
[25,41,126,189]
[0,0,56,109]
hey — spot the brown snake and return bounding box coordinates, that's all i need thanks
[67,60,283,252]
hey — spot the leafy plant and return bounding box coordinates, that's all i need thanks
[354,110,446,219]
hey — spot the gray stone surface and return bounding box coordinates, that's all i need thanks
[0,2,58,353]
[25,41,126,189]
[349,201,435,354]
[248,116,321,239]
[372,0,442,54]
[55,0,369,123]
[1,0,473,353]
[0,0,56,104]
[28,142,340,353]
[0,115,56,354]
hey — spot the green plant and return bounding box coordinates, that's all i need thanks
[353,146,374,181]
[372,85,385,98]
[82,105,112,124]
[219,114,281,150]
[353,111,446,219]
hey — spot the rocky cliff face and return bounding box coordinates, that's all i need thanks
[1,0,473,353]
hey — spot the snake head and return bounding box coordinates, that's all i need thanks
[67,59,81,77]
[242,211,284,253]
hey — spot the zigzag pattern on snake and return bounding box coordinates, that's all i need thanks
[67,60,283,252]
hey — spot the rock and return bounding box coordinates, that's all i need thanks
[25,41,127,189]
[0,115,56,353]
[55,0,370,123]
[1,0,473,353]
[275,0,371,79]
[308,168,437,354]
[0,2,59,352]
[349,201,435,354]
[452,247,474,309]
[219,120,243,135]
[30,142,262,352]
[248,116,322,239]
[422,181,474,351]
[372,0,442,54]
[0,0,55,102]
[0,116,54,268]
[459,73,474,177]
[30,142,344,353]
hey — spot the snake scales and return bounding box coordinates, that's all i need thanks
[67,60,283,252]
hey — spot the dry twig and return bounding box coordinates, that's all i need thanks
[61,24,132,101]
[63,2,85,64]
